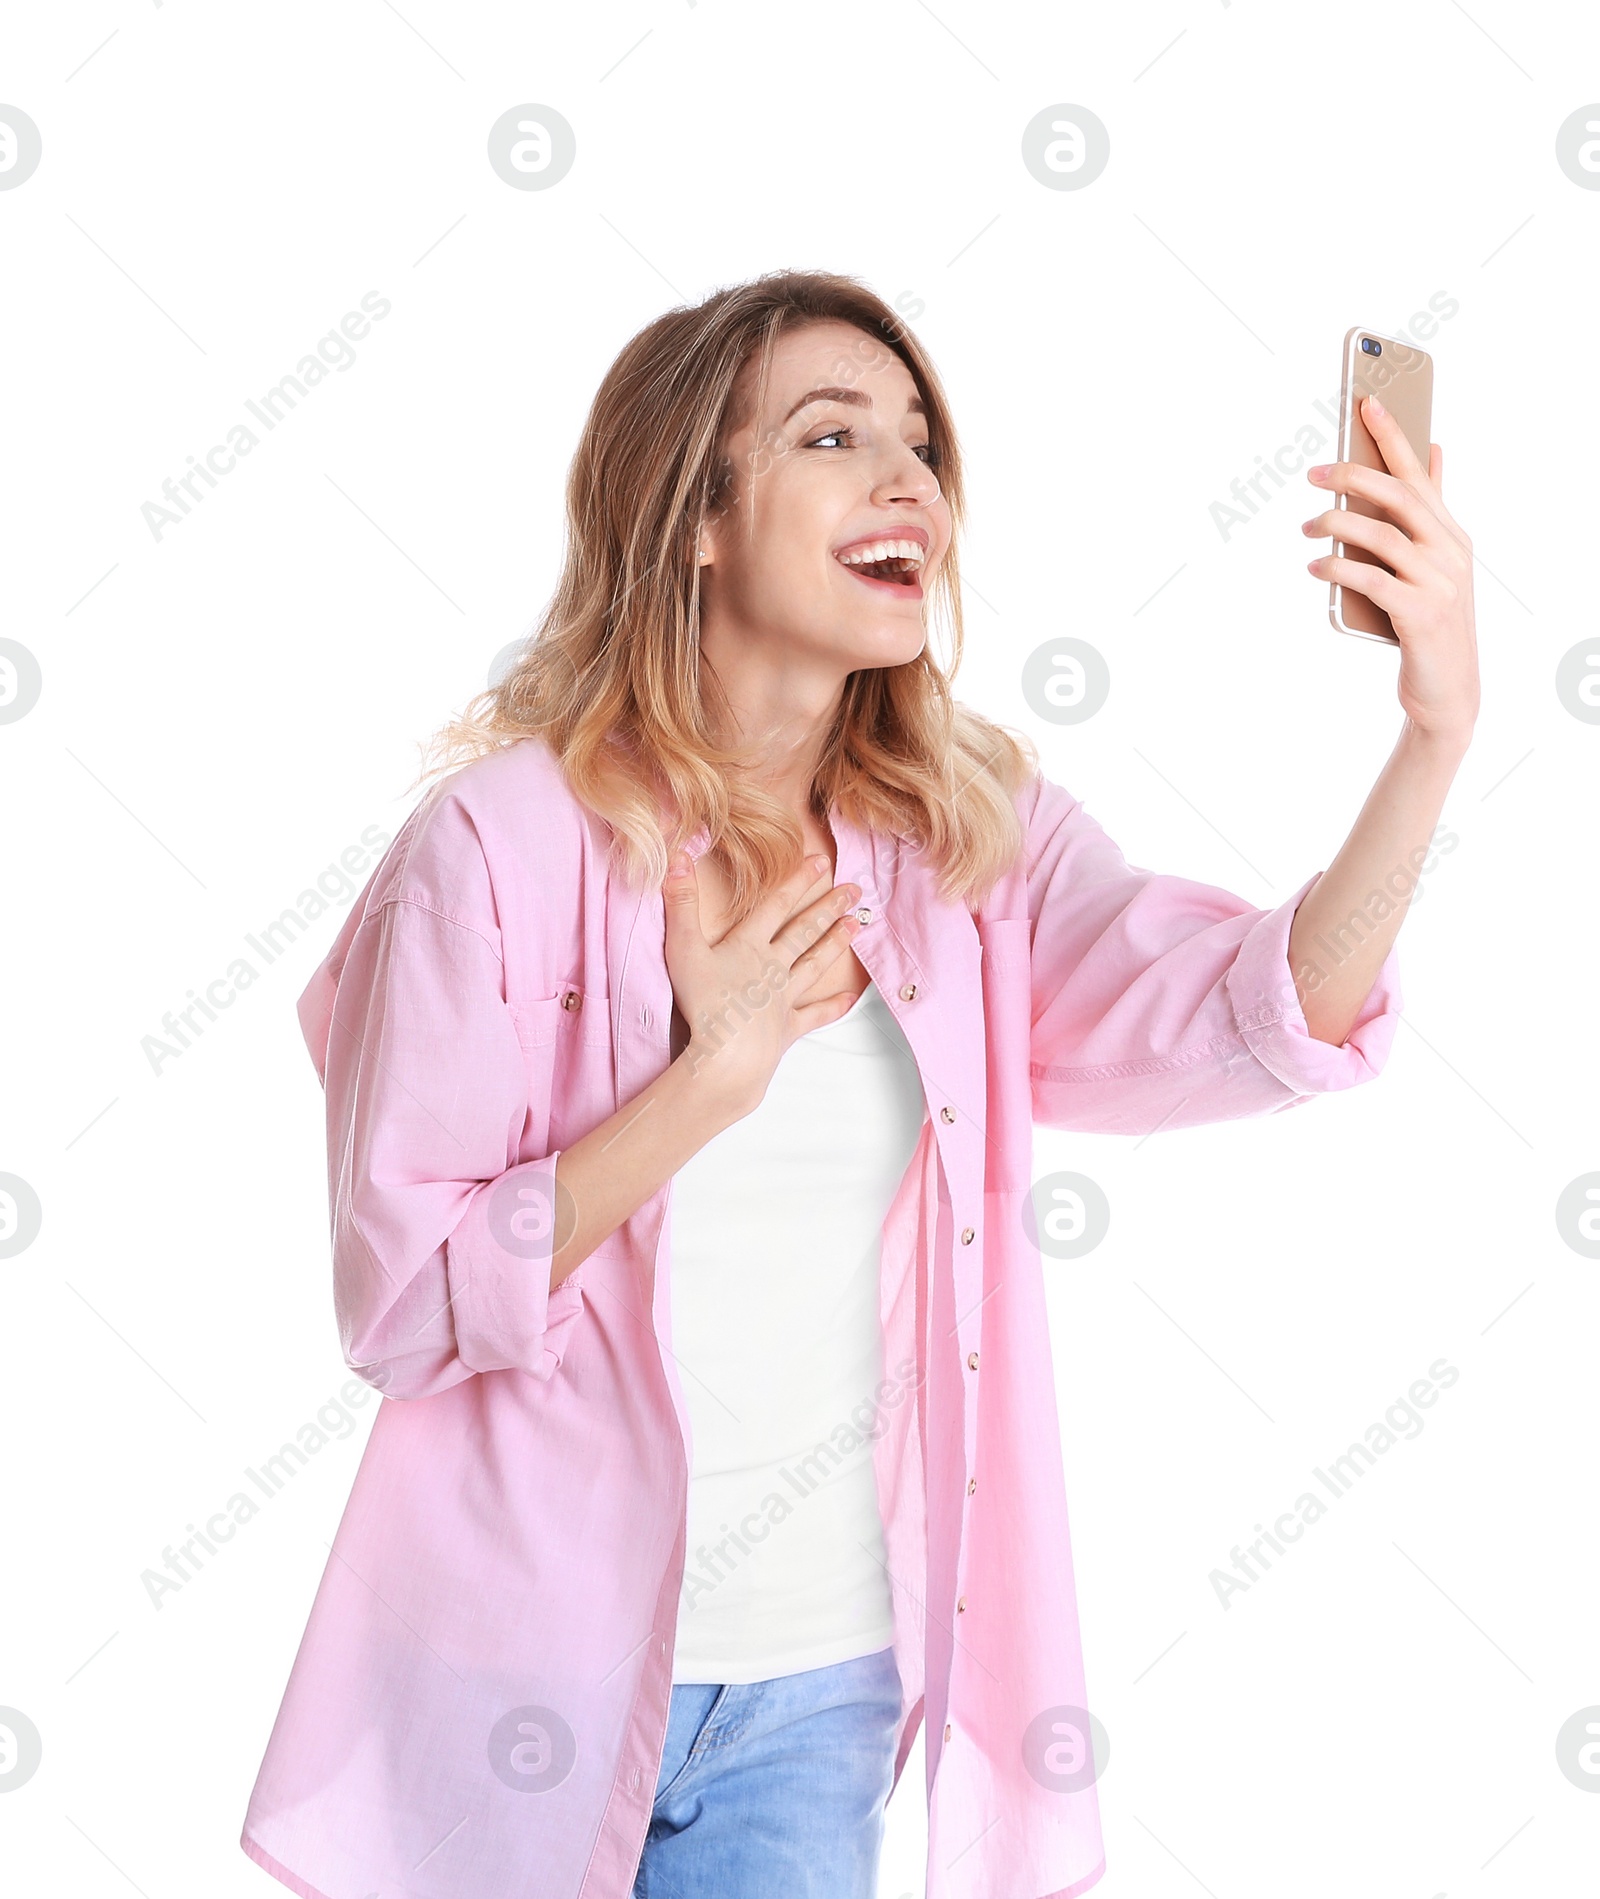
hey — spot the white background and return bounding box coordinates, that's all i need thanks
[2,4,1596,1897]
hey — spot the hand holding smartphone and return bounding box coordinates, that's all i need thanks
[1328,327,1435,646]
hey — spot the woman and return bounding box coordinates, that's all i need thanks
[241,270,1477,1899]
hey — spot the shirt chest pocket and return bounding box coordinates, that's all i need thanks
[507,995,565,1160]
[507,986,611,1161]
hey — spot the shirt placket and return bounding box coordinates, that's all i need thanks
[829,814,986,1767]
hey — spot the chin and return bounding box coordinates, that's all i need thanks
[845,620,928,670]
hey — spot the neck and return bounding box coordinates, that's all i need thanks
[700,672,844,827]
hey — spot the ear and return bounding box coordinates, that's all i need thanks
[696,510,722,569]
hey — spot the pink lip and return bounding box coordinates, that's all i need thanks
[831,524,931,559]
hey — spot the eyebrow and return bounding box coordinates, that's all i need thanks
[781,385,927,424]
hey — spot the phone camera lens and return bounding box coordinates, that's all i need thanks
[1360,336,1382,356]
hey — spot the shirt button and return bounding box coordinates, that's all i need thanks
[854,906,873,925]
[967,1477,977,1495]
[898,981,918,1001]
[944,1723,953,1742]
[940,1106,955,1124]
[957,1596,967,1613]
[967,1351,979,1371]
[561,991,582,1011]
[960,1226,975,1245]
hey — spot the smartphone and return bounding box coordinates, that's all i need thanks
[1329,326,1434,646]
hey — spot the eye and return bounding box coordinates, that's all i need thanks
[804,424,943,469]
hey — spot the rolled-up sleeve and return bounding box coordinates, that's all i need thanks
[1021,774,1403,1136]
[313,894,565,1400]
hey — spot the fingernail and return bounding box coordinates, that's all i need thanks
[1307,465,1330,481]
[1366,395,1385,417]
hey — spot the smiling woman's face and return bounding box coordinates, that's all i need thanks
[699,319,952,679]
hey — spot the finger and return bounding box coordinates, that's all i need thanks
[773,865,850,931]
[1361,394,1462,532]
[1301,506,1435,585]
[785,911,859,996]
[747,853,837,939]
[778,892,861,972]
[789,983,865,1037]
[1309,459,1458,551]
[1308,552,1406,614]
[661,849,704,943]
[1359,394,1428,484]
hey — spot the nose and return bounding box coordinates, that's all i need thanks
[873,442,942,510]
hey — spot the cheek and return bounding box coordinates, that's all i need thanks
[750,494,838,582]
[719,534,817,617]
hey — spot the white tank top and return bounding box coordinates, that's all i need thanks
[667,977,928,1683]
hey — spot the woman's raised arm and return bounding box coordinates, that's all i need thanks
[1020,774,1403,1139]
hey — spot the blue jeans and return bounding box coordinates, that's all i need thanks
[630,1645,902,1898]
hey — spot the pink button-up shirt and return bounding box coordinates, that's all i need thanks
[240,734,1401,1899]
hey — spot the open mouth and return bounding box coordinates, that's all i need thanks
[833,538,927,595]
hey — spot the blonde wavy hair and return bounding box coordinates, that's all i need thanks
[416,268,1038,922]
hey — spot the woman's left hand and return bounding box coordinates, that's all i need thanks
[1303,393,1480,746]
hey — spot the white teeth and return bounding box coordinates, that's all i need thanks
[835,539,925,568]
